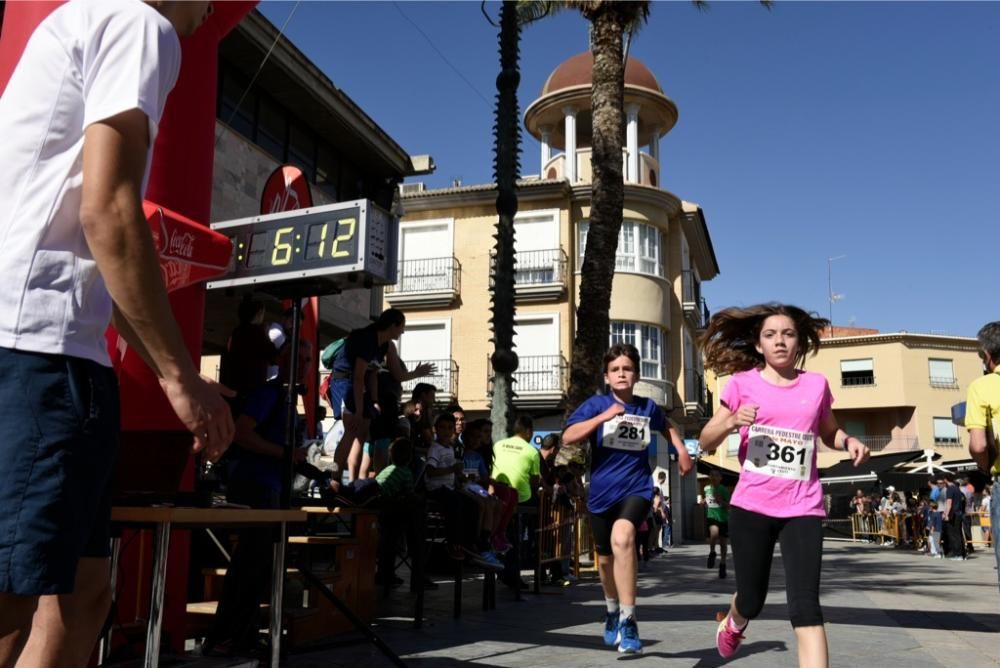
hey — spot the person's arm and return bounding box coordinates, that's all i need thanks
[562,402,624,444]
[664,422,694,476]
[969,428,998,474]
[80,110,234,459]
[385,341,436,382]
[818,411,870,467]
[698,403,756,454]
[233,414,283,460]
[943,494,953,521]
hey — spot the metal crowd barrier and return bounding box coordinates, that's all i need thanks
[534,488,597,580]
[850,512,926,549]
[849,510,996,551]
[967,510,993,547]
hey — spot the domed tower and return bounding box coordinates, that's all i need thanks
[524,51,678,187]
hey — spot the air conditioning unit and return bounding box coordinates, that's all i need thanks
[399,182,426,195]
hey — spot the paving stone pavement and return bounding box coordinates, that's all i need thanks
[285,541,1000,668]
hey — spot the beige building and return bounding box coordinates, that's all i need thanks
[701,330,981,473]
[385,52,720,442]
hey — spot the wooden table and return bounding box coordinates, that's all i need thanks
[106,506,306,668]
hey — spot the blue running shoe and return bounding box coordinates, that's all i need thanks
[602,612,620,646]
[617,616,642,654]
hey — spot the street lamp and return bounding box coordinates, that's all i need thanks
[827,254,846,334]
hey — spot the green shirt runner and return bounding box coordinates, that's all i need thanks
[704,483,730,523]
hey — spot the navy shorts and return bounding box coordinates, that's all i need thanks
[0,348,120,595]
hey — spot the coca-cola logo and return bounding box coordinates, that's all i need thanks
[168,231,195,259]
[150,208,169,254]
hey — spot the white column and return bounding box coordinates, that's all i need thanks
[649,125,660,164]
[540,126,551,175]
[563,106,577,184]
[626,103,640,183]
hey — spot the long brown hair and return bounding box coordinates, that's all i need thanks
[698,303,829,375]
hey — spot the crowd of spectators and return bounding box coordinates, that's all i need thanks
[849,475,992,560]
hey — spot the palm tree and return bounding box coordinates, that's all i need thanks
[487,1,522,441]
[519,1,651,417]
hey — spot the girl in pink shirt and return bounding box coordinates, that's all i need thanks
[698,304,869,666]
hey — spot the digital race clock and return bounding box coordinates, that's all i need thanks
[206,199,398,296]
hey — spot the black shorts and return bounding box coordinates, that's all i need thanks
[590,495,652,556]
[707,518,729,538]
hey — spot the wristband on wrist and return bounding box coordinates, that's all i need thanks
[842,435,852,451]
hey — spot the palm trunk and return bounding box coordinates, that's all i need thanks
[489,0,521,442]
[565,3,633,414]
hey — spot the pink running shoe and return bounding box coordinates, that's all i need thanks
[715,615,746,659]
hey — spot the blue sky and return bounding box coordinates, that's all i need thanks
[259,1,998,338]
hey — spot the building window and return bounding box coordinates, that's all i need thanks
[928,359,957,388]
[255,97,287,161]
[287,123,317,182]
[218,68,255,139]
[840,359,874,387]
[609,321,665,380]
[933,417,960,445]
[579,220,663,278]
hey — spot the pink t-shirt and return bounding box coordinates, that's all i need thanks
[721,369,833,518]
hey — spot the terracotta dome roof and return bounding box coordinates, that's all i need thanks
[540,51,662,96]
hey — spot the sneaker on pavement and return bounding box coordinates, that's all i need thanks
[719,561,727,579]
[602,612,620,647]
[617,616,642,654]
[479,551,505,570]
[707,551,717,569]
[716,615,746,659]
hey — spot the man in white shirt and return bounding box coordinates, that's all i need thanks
[0,3,229,666]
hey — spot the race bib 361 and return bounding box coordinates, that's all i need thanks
[743,424,815,481]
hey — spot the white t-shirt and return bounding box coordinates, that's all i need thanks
[0,0,180,366]
[425,441,457,492]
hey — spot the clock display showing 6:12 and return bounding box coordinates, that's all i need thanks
[241,217,357,269]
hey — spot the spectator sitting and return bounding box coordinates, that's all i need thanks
[425,413,491,565]
[445,403,467,451]
[460,419,505,560]
[409,382,438,452]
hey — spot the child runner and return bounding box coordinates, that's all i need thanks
[703,469,731,578]
[563,343,694,654]
[697,304,870,665]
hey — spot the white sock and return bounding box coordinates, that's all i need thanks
[620,604,636,621]
[605,598,619,615]
[729,615,747,631]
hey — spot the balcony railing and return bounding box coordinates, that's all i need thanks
[681,270,709,330]
[929,376,959,389]
[515,354,568,392]
[841,375,876,387]
[683,367,710,416]
[401,358,458,399]
[838,435,920,453]
[384,257,461,307]
[487,354,568,408]
[491,248,567,301]
[932,437,963,448]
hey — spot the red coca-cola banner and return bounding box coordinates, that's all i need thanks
[146,201,234,294]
